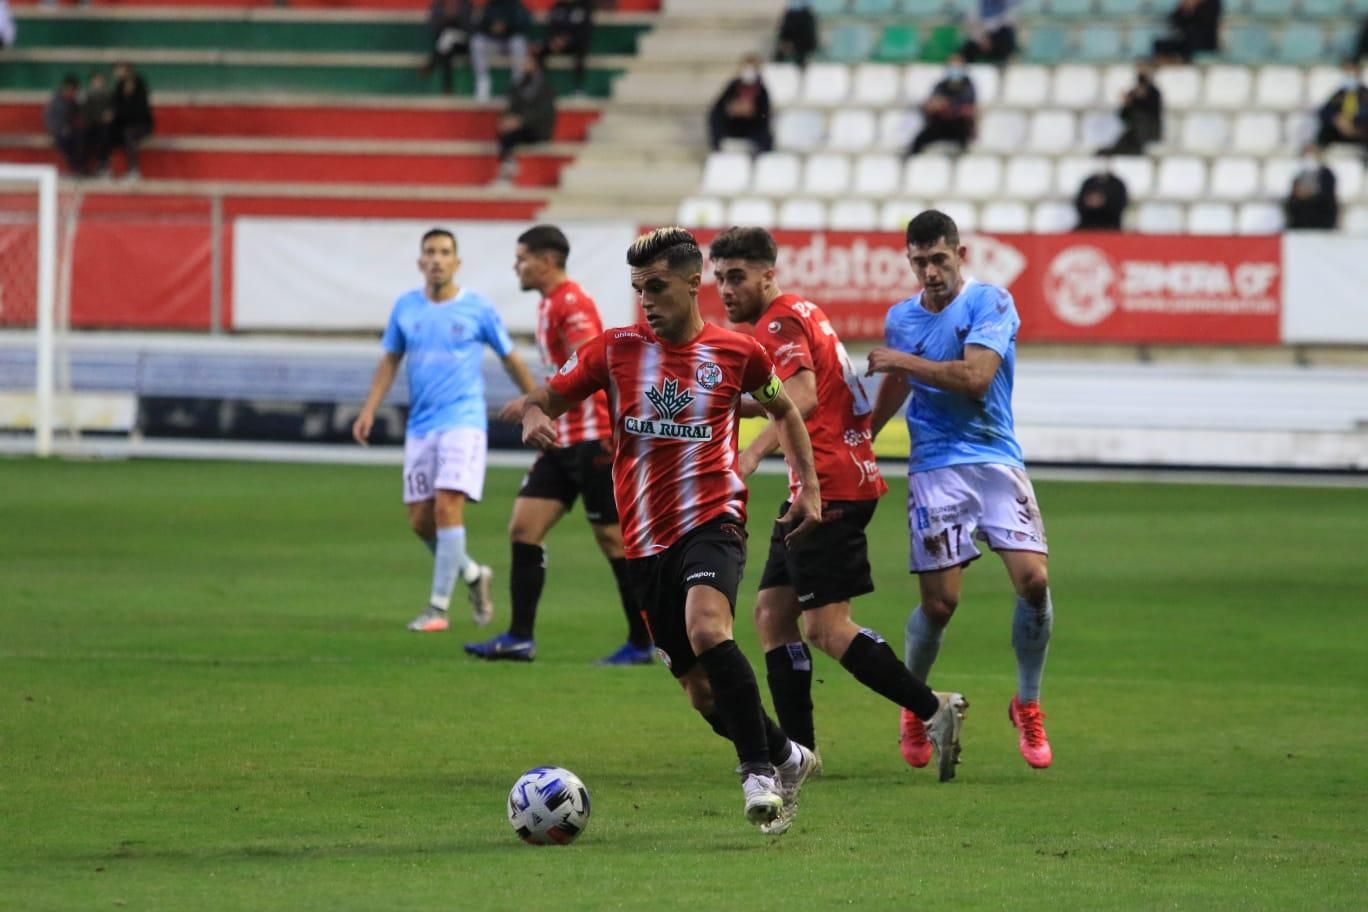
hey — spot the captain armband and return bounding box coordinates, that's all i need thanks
[751,374,783,405]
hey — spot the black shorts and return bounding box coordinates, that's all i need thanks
[626,515,747,679]
[516,439,618,524]
[757,498,878,609]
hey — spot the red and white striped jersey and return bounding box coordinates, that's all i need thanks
[536,279,611,445]
[757,294,887,503]
[550,321,776,558]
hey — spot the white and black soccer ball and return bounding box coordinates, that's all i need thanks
[507,766,591,845]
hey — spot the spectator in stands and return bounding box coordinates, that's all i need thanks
[45,74,84,174]
[1074,161,1129,231]
[0,0,16,49]
[1315,59,1368,154]
[422,0,473,96]
[1355,18,1367,64]
[112,61,153,180]
[472,0,532,102]
[708,54,773,154]
[774,0,818,69]
[81,70,115,177]
[959,0,1018,65]
[539,0,594,96]
[907,53,976,156]
[1099,60,1163,155]
[1152,0,1221,64]
[495,53,556,184]
[1285,145,1338,230]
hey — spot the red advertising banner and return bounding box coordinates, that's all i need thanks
[684,229,1282,345]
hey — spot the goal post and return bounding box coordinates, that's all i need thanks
[0,163,59,457]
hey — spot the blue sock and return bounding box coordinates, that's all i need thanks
[430,526,472,611]
[1012,590,1053,703]
[904,605,944,684]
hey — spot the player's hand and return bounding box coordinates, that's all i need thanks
[865,347,909,377]
[352,411,374,446]
[522,408,559,451]
[781,489,823,546]
[498,395,527,423]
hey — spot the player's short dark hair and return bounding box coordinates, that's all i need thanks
[905,210,960,249]
[518,224,570,267]
[421,228,457,251]
[707,227,778,265]
[626,227,702,274]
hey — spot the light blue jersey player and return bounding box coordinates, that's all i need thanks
[867,210,1055,774]
[353,228,536,633]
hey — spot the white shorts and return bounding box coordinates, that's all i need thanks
[402,427,488,504]
[907,463,1048,573]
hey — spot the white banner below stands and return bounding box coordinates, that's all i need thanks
[1281,233,1368,345]
[232,218,639,334]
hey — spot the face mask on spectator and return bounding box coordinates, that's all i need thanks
[1343,75,1361,91]
[945,65,965,80]
[741,67,759,84]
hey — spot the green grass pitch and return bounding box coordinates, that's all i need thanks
[2,459,1365,911]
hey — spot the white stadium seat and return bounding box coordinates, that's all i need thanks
[829,199,879,229]
[1028,109,1077,152]
[775,108,826,151]
[878,109,921,151]
[1005,156,1055,199]
[1032,201,1078,233]
[932,199,978,231]
[954,154,1004,199]
[1305,66,1344,109]
[1155,156,1207,200]
[700,152,752,195]
[903,64,943,103]
[802,63,851,105]
[826,109,878,151]
[1053,155,1098,196]
[1109,156,1155,198]
[1342,205,1368,233]
[677,196,727,228]
[1080,110,1124,148]
[1327,158,1365,200]
[1001,65,1051,106]
[1209,158,1262,200]
[1136,202,1185,233]
[1232,111,1282,154]
[803,153,852,195]
[980,201,1031,232]
[1180,112,1230,153]
[728,197,776,226]
[1186,202,1236,234]
[777,198,829,229]
[968,64,1001,105]
[1051,64,1101,108]
[880,199,928,230]
[752,152,802,195]
[762,63,801,106]
[1254,65,1305,111]
[977,110,1029,152]
[1100,64,1135,106]
[854,153,903,196]
[1283,112,1317,148]
[1261,157,1299,196]
[1238,202,1285,234]
[904,154,954,197]
[1202,65,1252,109]
[1154,66,1201,109]
[853,63,902,106]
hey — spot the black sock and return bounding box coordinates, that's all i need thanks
[704,710,792,768]
[840,629,940,720]
[765,643,815,750]
[507,542,545,640]
[697,640,772,771]
[609,557,651,648]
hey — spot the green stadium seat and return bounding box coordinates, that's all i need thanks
[1349,0,1368,14]
[900,0,947,14]
[877,24,922,62]
[825,23,877,62]
[1049,0,1094,17]
[1098,0,1148,15]
[1023,25,1070,63]
[1298,0,1344,18]
[1277,24,1327,64]
[1126,24,1162,58]
[1249,0,1288,13]
[810,0,848,15]
[1079,24,1124,61]
[1015,0,1046,13]
[1224,24,1273,63]
[852,0,897,13]
[921,24,962,61]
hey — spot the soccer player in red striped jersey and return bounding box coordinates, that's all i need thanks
[464,226,652,665]
[711,227,968,783]
[520,228,820,832]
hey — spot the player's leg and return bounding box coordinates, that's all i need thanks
[431,429,494,627]
[463,493,563,660]
[401,434,448,631]
[752,507,817,751]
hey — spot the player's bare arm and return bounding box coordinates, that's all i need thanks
[869,371,911,440]
[520,385,574,450]
[754,376,822,544]
[498,335,592,423]
[866,343,1002,401]
[352,351,402,445]
[738,369,817,478]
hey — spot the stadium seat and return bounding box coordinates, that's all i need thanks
[903,64,943,103]
[1298,0,1340,16]
[880,198,929,229]
[763,64,802,107]
[853,0,897,12]
[854,153,903,195]
[1078,25,1125,62]
[1154,66,1201,109]
[776,109,827,151]
[954,154,1005,199]
[878,109,921,150]
[1135,202,1185,233]
[1110,156,1155,197]
[1343,205,1368,233]
[728,197,777,226]
[1327,158,1365,200]
[1156,156,1207,200]
[1277,24,1327,65]
[922,24,963,61]
[803,63,852,105]
[1080,110,1125,148]
[1048,0,1093,16]
[1261,157,1299,196]
[803,153,853,195]
[1231,111,1281,153]
[701,152,753,195]
[1005,156,1056,199]
[1032,200,1078,232]
[829,199,879,229]
[753,152,802,195]
[876,24,921,62]
[827,109,878,150]
[967,64,1001,105]
[1126,24,1163,59]
[1209,158,1262,199]
[904,155,954,197]
[1101,64,1137,104]
[1180,112,1230,152]
[1224,25,1273,64]
[1023,25,1071,63]
[1238,202,1285,234]
[677,196,727,228]
[1305,66,1344,107]
[1254,65,1305,111]
[810,0,847,13]
[1001,65,1052,107]
[826,23,878,63]
[778,198,829,229]
[977,110,1029,151]
[932,199,978,231]
[980,200,1031,232]
[1284,112,1318,148]
[853,64,903,106]
[1054,155,1098,195]
[1028,110,1077,152]
[1187,202,1236,235]
[1203,65,1252,109]
[1248,0,1289,13]
[901,0,948,12]
[1052,64,1102,108]
[1098,0,1148,13]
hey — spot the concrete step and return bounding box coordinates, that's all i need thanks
[635,28,770,64]
[539,198,677,224]
[661,0,782,21]
[613,69,734,106]
[588,113,707,149]
[573,144,704,167]
[556,160,702,198]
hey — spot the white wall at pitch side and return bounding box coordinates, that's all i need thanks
[1282,233,1368,345]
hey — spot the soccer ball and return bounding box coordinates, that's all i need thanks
[507,766,591,845]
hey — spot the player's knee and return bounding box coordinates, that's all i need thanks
[589,524,622,557]
[1016,569,1050,606]
[408,512,435,540]
[507,518,543,545]
[922,595,958,626]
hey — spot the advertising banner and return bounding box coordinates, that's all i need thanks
[1281,233,1368,344]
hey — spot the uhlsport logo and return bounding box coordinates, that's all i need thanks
[626,378,712,441]
[1044,245,1118,327]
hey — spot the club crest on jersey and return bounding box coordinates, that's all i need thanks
[695,362,723,390]
[627,378,711,440]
